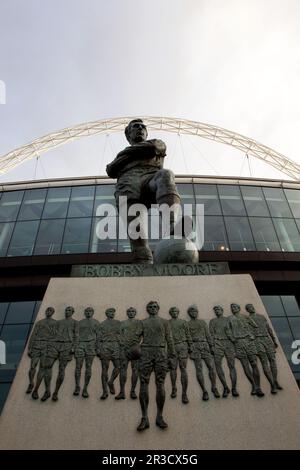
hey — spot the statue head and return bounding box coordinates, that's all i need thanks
[126,307,137,319]
[84,307,94,319]
[169,306,179,319]
[245,303,256,314]
[65,306,74,318]
[230,303,240,315]
[146,301,159,316]
[105,307,116,319]
[125,119,148,145]
[187,304,198,319]
[213,305,224,317]
[45,306,55,318]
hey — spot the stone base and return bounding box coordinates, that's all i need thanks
[0,274,300,449]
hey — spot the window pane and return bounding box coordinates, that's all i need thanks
[0,383,11,414]
[17,189,47,221]
[224,216,255,251]
[177,184,195,211]
[34,219,65,255]
[0,324,31,371]
[281,296,300,317]
[42,187,71,219]
[7,220,39,256]
[202,216,229,251]
[284,189,300,218]
[0,303,9,324]
[5,301,36,324]
[263,187,292,218]
[270,317,294,367]
[194,184,222,215]
[0,222,14,257]
[32,301,42,323]
[241,186,270,217]
[67,185,95,218]
[218,185,246,216]
[249,217,280,251]
[289,317,300,339]
[261,296,286,317]
[273,218,300,252]
[94,185,115,215]
[0,191,24,222]
[90,216,117,253]
[61,218,92,254]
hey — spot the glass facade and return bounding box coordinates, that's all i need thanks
[0,182,299,256]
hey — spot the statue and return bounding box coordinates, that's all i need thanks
[115,307,142,400]
[106,119,181,264]
[97,308,121,400]
[187,305,220,401]
[73,307,100,398]
[137,301,175,431]
[26,306,56,395]
[168,306,193,404]
[209,305,239,398]
[245,303,281,392]
[227,303,264,397]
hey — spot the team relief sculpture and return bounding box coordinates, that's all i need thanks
[26,301,282,431]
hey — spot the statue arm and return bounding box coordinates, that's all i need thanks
[28,324,39,354]
[165,322,175,357]
[205,323,214,352]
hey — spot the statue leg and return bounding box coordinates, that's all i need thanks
[108,357,120,394]
[26,357,39,393]
[115,356,128,400]
[248,356,265,397]
[40,357,56,402]
[31,361,45,399]
[214,355,230,397]
[130,359,139,399]
[100,359,109,399]
[137,371,150,431]
[193,357,209,400]
[239,357,257,394]
[82,355,94,398]
[154,364,168,429]
[268,353,282,390]
[52,358,68,401]
[258,352,277,394]
[179,358,189,404]
[74,357,83,396]
[226,356,239,396]
[204,356,220,398]
[169,356,178,398]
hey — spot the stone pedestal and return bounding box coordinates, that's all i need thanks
[0,274,300,449]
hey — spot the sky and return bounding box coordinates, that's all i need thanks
[0,0,300,183]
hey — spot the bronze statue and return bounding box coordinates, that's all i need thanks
[209,305,239,397]
[246,303,281,392]
[137,301,175,431]
[187,305,220,401]
[115,307,142,400]
[106,119,181,264]
[168,306,193,404]
[97,308,121,400]
[227,303,264,397]
[73,307,100,398]
[26,306,56,395]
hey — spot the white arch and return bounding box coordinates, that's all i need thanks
[0,116,299,180]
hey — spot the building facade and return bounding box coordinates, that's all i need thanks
[0,174,300,411]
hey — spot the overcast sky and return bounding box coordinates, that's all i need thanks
[0,0,300,182]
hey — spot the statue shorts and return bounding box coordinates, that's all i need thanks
[234,338,257,359]
[74,341,96,358]
[190,341,212,361]
[255,336,276,358]
[46,341,73,361]
[29,340,47,358]
[214,339,235,360]
[139,347,168,383]
[173,342,189,359]
[98,341,120,361]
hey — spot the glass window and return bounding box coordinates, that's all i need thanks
[270,317,294,366]
[177,184,195,210]
[90,217,117,253]
[194,184,222,215]
[273,218,300,252]
[263,187,292,218]
[224,216,255,251]
[0,324,31,370]
[0,222,14,257]
[0,191,24,222]
[61,218,92,254]
[202,216,229,251]
[241,186,270,217]
[7,220,39,256]
[218,185,246,216]
[0,303,9,324]
[34,219,65,255]
[261,296,286,317]
[5,301,36,324]
[42,187,71,219]
[17,189,47,221]
[249,217,280,251]
[289,317,300,339]
[32,301,42,323]
[67,185,95,218]
[94,185,115,215]
[0,383,11,414]
[284,189,300,218]
[281,296,300,317]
